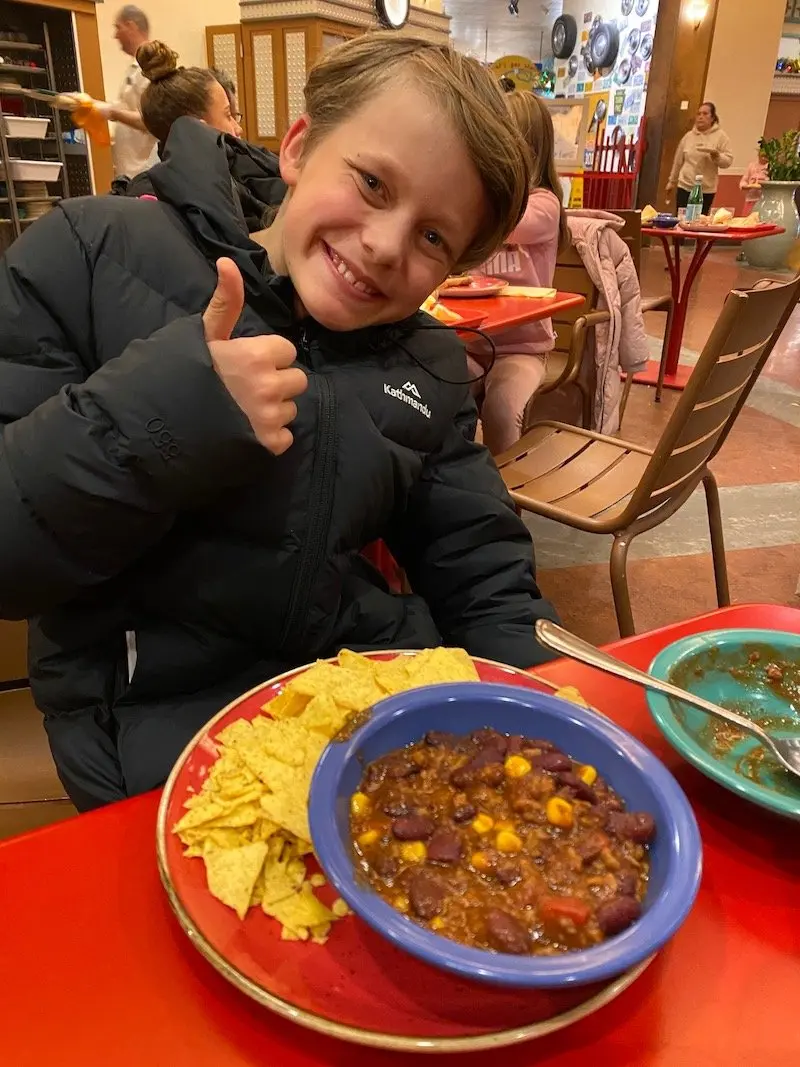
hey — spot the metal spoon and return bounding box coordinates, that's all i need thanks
[535,619,800,783]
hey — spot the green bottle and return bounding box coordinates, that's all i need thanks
[685,175,704,221]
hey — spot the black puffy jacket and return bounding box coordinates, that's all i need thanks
[0,118,557,810]
[118,133,287,232]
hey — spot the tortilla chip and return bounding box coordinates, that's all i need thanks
[263,686,310,720]
[204,841,268,920]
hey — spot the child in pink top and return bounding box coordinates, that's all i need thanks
[739,151,768,209]
[467,90,567,454]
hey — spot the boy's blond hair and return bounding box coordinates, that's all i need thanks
[304,32,531,271]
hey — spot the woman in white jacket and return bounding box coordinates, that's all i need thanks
[666,102,733,215]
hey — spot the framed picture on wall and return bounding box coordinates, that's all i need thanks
[542,98,590,170]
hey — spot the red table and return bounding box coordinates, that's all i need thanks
[442,290,585,336]
[3,603,799,1067]
[636,226,785,394]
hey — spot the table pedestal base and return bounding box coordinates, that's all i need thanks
[632,360,693,395]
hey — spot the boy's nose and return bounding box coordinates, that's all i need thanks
[361,215,407,268]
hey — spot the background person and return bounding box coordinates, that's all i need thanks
[666,102,732,215]
[101,6,159,178]
[119,43,285,231]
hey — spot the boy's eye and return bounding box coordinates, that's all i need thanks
[361,172,382,193]
[423,229,443,248]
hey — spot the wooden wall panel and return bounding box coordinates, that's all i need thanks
[638,0,719,209]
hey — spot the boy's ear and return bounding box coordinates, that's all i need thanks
[279,114,311,188]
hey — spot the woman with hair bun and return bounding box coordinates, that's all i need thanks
[137,40,242,142]
[120,41,286,231]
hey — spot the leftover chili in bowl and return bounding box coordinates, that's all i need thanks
[350,727,655,955]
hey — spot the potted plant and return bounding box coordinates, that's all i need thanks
[746,130,800,269]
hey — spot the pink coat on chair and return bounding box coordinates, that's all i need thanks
[565,209,649,433]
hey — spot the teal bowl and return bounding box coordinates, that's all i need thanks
[647,629,800,821]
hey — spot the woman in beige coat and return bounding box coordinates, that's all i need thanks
[666,102,733,215]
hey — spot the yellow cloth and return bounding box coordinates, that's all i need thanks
[499,285,557,299]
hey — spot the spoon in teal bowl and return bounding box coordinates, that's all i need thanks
[535,619,800,783]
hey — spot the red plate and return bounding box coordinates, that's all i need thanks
[441,276,507,298]
[453,309,488,331]
[156,653,652,1052]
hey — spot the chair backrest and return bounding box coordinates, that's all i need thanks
[611,210,643,277]
[552,243,601,359]
[623,276,800,523]
[0,620,28,685]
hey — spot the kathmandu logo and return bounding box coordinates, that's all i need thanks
[384,379,431,419]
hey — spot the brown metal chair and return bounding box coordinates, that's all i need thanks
[497,276,800,637]
[525,244,611,431]
[613,209,673,410]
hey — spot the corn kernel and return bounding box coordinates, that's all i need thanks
[394,895,409,913]
[495,829,523,853]
[350,792,371,817]
[471,851,492,872]
[504,755,532,778]
[430,917,445,931]
[471,813,494,834]
[357,829,379,847]
[578,764,597,786]
[494,819,515,832]
[400,841,427,863]
[546,796,574,829]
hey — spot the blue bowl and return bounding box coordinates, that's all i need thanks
[309,683,702,988]
[653,214,679,228]
[648,628,800,820]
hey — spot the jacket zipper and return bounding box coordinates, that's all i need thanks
[279,336,338,655]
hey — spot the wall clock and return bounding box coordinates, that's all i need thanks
[376,0,410,30]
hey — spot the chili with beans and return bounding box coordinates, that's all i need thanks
[350,728,655,955]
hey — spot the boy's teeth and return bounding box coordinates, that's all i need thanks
[331,249,376,295]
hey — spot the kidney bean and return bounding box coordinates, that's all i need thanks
[595,792,624,813]
[409,869,446,920]
[450,746,504,788]
[452,803,477,823]
[576,831,609,865]
[606,811,656,844]
[616,872,637,896]
[596,896,641,936]
[494,860,522,886]
[427,830,463,865]
[383,799,413,818]
[476,763,505,788]
[522,738,557,753]
[425,730,459,747]
[392,815,436,840]
[471,728,508,755]
[505,735,525,756]
[484,908,530,954]
[557,771,597,804]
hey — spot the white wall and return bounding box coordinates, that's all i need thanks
[95,1,240,102]
[704,0,786,173]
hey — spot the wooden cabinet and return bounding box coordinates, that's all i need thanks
[207,18,361,153]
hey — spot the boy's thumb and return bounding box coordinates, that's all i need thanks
[203,257,245,343]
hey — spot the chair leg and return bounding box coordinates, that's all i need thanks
[619,371,634,426]
[610,533,636,638]
[702,470,730,608]
[655,309,672,404]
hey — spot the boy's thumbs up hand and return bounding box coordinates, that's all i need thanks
[204,258,308,456]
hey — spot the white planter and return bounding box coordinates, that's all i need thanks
[2,116,50,139]
[0,157,62,182]
[745,181,800,269]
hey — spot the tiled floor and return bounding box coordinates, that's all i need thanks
[1,246,797,842]
[530,245,800,645]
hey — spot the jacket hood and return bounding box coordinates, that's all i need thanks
[147,118,295,328]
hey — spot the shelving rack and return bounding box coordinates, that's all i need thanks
[0,21,69,242]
